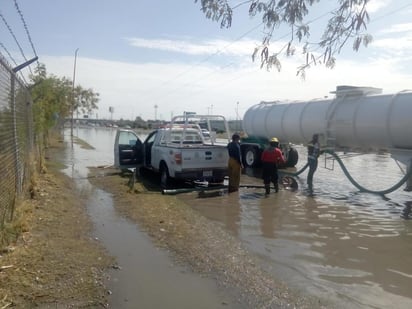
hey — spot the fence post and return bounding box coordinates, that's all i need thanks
[11,73,22,197]
[10,57,38,219]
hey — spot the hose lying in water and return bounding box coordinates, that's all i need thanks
[279,151,411,195]
[162,184,279,195]
[325,150,412,195]
[162,185,226,195]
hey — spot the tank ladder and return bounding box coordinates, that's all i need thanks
[323,96,341,171]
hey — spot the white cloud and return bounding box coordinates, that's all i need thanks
[372,36,412,51]
[127,37,250,56]
[126,37,216,55]
[125,37,282,58]
[380,23,412,34]
[39,34,412,122]
[367,0,393,13]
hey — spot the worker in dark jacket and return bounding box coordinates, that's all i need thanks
[227,133,243,192]
[261,137,285,194]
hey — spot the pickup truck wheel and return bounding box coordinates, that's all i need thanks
[243,147,259,168]
[160,164,171,189]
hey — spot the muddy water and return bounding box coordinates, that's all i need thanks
[68,127,412,309]
[180,150,412,309]
[62,127,241,309]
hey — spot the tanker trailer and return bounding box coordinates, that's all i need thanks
[242,85,412,192]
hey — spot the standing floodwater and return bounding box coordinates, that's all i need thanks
[62,127,242,309]
[180,148,412,309]
[68,127,412,309]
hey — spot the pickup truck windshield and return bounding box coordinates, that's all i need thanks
[163,129,203,144]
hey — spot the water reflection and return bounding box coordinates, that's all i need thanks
[402,201,412,219]
[182,153,412,308]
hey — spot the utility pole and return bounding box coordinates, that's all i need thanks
[109,106,114,121]
[71,48,79,137]
[236,101,239,131]
[154,104,158,121]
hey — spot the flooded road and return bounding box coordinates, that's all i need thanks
[62,127,241,309]
[68,127,412,308]
[180,150,412,308]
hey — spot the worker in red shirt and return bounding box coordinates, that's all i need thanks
[261,137,285,195]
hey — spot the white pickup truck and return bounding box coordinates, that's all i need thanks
[114,115,230,188]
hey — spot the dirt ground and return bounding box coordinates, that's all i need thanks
[0,136,114,308]
[0,133,328,308]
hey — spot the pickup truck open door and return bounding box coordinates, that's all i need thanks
[114,129,143,171]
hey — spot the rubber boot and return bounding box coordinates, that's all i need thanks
[274,183,279,193]
[265,184,270,195]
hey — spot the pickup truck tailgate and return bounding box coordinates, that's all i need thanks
[179,146,227,169]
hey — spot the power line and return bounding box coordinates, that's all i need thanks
[140,6,338,106]
[295,2,412,72]
[370,2,412,23]
[139,21,264,104]
[147,0,409,115]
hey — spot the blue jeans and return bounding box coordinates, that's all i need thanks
[307,158,318,191]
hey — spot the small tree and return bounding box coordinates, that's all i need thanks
[73,86,99,117]
[29,64,99,143]
[196,0,372,78]
[30,64,72,138]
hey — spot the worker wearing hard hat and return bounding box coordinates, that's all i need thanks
[261,137,285,195]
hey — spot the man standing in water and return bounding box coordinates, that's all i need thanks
[261,137,285,195]
[307,133,321,195]
[227,133,243,193]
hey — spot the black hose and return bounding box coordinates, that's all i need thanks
[279,162,309,177]
[326,150,412,195]
[280,150,411,195]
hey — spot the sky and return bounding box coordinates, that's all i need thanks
[1,0,412,121]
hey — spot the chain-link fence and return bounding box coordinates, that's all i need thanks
[0,55,35,231]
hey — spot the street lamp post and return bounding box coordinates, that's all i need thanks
[154,104,158,121]
[71,48,79,137]
[236,101,239,131]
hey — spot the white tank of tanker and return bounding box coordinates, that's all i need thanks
[243,86,412,155]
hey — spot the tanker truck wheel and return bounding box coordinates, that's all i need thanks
[286,148,299,167]
[280,175,298,191]
[243,147,259,168]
